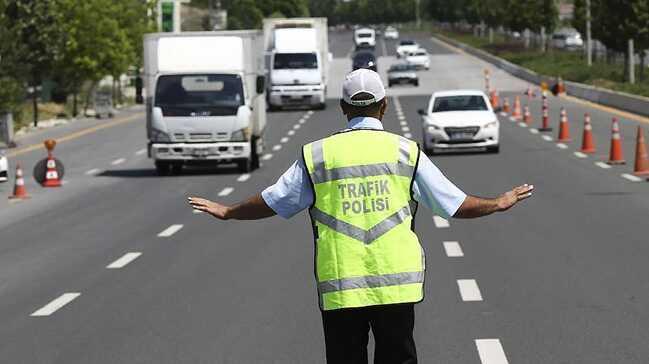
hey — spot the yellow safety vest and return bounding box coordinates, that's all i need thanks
[303,129,425,311]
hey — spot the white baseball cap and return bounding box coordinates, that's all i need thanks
[342,69,386,107]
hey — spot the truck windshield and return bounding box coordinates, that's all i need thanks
[273,53,318,70]
[433,95,488,112]
[358,33,372,38]
[155,74,244,117]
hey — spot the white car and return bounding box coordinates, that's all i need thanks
[384,27,399,40]
[396,40,419,58]
[419,90,499,154]
[405,49,430,70]
[354,28,376,49]
[551,32,584,50]
[0,149,8,183]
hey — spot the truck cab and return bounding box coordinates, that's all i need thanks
[354,28,376,49]
[144,32,266,174]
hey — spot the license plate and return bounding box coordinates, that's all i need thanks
[192,149,210,157]
[450,132,474,140]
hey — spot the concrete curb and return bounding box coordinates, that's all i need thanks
[433,33,649,118]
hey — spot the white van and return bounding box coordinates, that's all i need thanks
[354,28,376,49]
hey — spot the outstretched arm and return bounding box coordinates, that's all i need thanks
[453,184,534,219]
[188,194,276,220]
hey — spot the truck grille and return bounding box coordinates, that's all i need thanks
[189,133,212,140]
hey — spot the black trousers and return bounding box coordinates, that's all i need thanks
[320,303,417,364]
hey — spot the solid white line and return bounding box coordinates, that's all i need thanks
[518,122,528,128]
[135,148,147,156]
[280,137,290,143]
[111,158,126,166]
[31,293,81,317]
[402,126,410,132]
[622,173,643,182]
[529,128,539,134]
[433,215,450,228]
[595,161,612,169]
[457,279,483,301]
[85,168,102,176]
[574,151,588,158]
[288,130,295,136]
[237,174,251,182]
[403,132,412,138]
[443,241,464,257]
[107,252,142,269]
[475,339,509,364]
[556,143,568,149]
[262,154,273,161]
[272,144,282,151]
[158,224,183,237]
[218,187,234,196]
[542,135,553,141]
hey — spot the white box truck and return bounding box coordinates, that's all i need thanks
[263,18,330,110]
[143,31,266,174]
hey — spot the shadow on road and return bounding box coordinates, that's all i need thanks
[98,166,241,178]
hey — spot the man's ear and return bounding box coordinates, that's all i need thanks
[379,98,388,120]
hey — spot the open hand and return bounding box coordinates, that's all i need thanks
[497,184,534,211]
[188,197,230,220]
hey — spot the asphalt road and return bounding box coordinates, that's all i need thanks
[1,31,649,363]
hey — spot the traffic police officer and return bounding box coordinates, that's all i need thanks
[189,69,533,364]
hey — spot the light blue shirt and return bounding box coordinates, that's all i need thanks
[262,117,467,219]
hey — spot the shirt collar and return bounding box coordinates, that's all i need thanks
[347,116,384,130]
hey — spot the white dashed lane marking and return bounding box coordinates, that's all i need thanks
[111,158,126,166]
[85,168,102,176]
[293,124,301,130]
[443,241,464,257]
[402,126,410,132]
[288,130,295,136]
[280,137,290,143]
[135,148,147,156]
[107,252,141,269]
[158,224,183,237]
[556,143,568,149]
[574,151,588,158]
[262,154,273,161]
[31,293,81,317]
[542,135,553,141]
[400,121,408,126]
[595,161,612,169]
[433,215,450,228]
[475,339,509,364]
[218,187,234,197]
[529,128,539,134]
[457,279,483,302]
[404,133,412,138]
[518,122,527,128]
[237,174,251,182]
[622,173,644,182]
[272,144,282,151]
[299,118,306,124]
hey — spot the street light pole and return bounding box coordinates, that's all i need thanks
[415,0,421,29]
[586,0,592,66]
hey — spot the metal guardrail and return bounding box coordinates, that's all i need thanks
[434,33,649,119]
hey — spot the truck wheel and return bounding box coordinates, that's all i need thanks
[251,139,260,170]
[487,145,500,154]
[238,158,252,173]
[155,161,170,176]
[316,103,326,110]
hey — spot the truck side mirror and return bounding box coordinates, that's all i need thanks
[256,76,265,95]
[135,76,143,104]
[417,109,426,115]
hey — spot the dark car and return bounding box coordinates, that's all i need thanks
[352,51,377,72]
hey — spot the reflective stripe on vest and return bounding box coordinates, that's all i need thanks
[303,130,425,311]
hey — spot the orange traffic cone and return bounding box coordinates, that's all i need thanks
[523,105,532,125]
[607,117,626,165]
[512,96,522,120]
[503,98,511,114]
[490,90,500,109]
[633,126,649,177]
[539,96,552,131]
[557,107,571,142]
[8,163,29,200]
[580,113,596,154]
[43,154,62,187]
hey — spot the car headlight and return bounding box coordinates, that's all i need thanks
[484,121,499,129]
[151,128,171,142]
[231,127,251,142]
[426,125,441,133]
